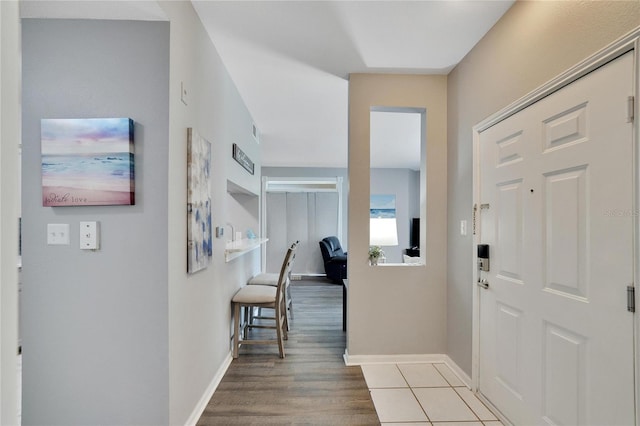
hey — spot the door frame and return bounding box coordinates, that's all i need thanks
[0,3,21,425]
[471,27,640,424]
[260,176,344,273]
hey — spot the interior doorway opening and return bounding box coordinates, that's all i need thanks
[261,177,344,279]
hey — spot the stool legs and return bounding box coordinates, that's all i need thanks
[233,302,240,358]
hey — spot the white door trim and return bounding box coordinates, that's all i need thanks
[0,3,21,425]
[471,25,640,423]
[260,176,344,274]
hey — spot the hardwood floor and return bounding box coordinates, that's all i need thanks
[197,280,380,425]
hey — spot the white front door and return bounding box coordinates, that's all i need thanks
[478,51,635,425]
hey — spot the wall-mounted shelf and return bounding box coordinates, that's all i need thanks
[227,179,258,197]
[225,238,268,262]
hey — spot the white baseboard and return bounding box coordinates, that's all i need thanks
[343,351,447,366]
[184,351,233,426]
[441,354,472,388]
[343,351,471,389]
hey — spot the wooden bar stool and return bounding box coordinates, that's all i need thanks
[247,240,298,326]
[231,242,297,358]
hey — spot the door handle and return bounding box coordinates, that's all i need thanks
[477,279,489,289]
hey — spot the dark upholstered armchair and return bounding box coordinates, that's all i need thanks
[319,236,347,283]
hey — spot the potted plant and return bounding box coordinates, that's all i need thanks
[368,246,383,266]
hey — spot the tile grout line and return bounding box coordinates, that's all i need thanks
[395,363,432,424]
[431,362,482,424]
[439,362,501,423]
[453,386,498,423]
[433,362,459,387]
[366,362,502,425]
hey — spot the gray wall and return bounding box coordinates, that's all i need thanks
[161,3,262,424]
[1,3,22,426]
[22,19,170,425]
[446,1,640,376]
[21,8,264,424]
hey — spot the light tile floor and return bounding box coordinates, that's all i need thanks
[361,362,503,426]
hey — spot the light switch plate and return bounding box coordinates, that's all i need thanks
[80,221,100,250]
[47,223,70,245]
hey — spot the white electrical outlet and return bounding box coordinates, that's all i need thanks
[47,223,70,245]
[460,220,467,236]
[80,221,100,250]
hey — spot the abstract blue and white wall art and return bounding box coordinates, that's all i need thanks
[187,128,212,274]
[41,118,135,206]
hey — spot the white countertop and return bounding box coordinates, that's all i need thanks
[224,238,268,262]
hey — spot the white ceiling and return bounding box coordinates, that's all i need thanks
[192,0,514,168]
[370,110,422,171]
[20,0,515,169]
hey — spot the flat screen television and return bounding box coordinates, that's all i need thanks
[410,217,419,248]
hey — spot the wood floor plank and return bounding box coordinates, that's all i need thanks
[196,281,380,425]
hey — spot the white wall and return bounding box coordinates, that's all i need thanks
[348,74,447,356]
[446,0,640,376]
[0,2,21,425]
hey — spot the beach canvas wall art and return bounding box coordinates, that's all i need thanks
[41,118,135,207]
[370,194,396,218]
[187,128,212,274]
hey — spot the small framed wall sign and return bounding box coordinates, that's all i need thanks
[41,118,135,207]
[232,143,254,175]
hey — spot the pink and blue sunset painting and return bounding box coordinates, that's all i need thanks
[41,118,135,206]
